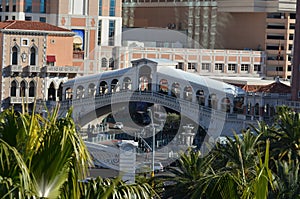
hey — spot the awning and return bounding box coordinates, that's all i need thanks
[47,55,56,62]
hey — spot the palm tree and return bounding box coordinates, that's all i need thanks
[159,148,214,199]
[0,106,92,198]
[79,176,157,198]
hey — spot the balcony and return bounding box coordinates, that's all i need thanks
[73,51,84,59]
[10,97,35,104]
[24,65,40,73]
[42,66,79,74]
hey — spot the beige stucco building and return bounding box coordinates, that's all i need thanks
[0,0,122,75]
[0,20,77,111]
[121,0,297,79]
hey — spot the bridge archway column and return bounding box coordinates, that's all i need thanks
[151,73,158,92]
[192,92,197,103]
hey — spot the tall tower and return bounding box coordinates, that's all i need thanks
[291,0,300,100]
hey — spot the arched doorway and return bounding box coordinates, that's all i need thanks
[183,86,193,101]
[159,79,168,94]
[196,90,205,106]
[99,81,108,94]
[123,77,132,90]
[139,65,152,91]
[208,94,218,109]
[48,82,56,101]
[65,87,73,100]
[111,79,119,93]
[76,85,84,99]
[88,83,96,97]
[171,82,181,98]
[221,97,231,113]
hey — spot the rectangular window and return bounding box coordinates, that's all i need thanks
[5,0,9,12]
[241,64,249,71]
[227,63,236,71]
[0,0,2,12]
[188,63,197,71]
[176,62,184,70]
[25,16,32,21]
[39,17,46,22]
[288,65,292,71]
[99,0,102,16]
[201,63,210,70]
[5,15,8,20]
[215,63,223,71]
[12,16,15,20]
[109,20,115,46]
[109,0,115,16]
[21,38,29,46]
[25,0,32,12]
[12,0,16,11]
[254,64,261,72]
[40,0,46,13]
[98,20,102,45]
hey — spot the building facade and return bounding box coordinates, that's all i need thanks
[121,0,297,79]
[0,20,78,111]
[0,0,122,75]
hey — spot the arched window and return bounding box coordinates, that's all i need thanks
[101,58,107,68]
[12,46,18,65]
[29,81,35,97]
[11,80,17,97]
[20,81,26,97]
[254,103,260,115]
[109,58,114,68]
[30,47,36,65]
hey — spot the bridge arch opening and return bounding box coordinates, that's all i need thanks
[99,81,108,94]
[111,79,120,93]
[183,86,193,101]
[221,97,231,113]
[196,90,205,106]
[208,94,218,109]
[159,79,168,94]
[76,85,85,99]
[139,65,152,91]
[123,77,132,90]
[88,83,96,97]
[171,82,181,98]
[65,87,72,100]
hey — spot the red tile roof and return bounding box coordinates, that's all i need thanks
[256,81,291,93]
[0,20,72,32]
[231,81,291,94]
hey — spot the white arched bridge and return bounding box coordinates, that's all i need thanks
[60,58,255,138]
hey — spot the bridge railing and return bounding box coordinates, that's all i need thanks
[61,90,251,126]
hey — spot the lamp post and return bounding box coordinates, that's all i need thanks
[147,108,155,177]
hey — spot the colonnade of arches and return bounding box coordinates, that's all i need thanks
[63,65,245,114]
[10,80,63,101]
[10,80,36,98]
